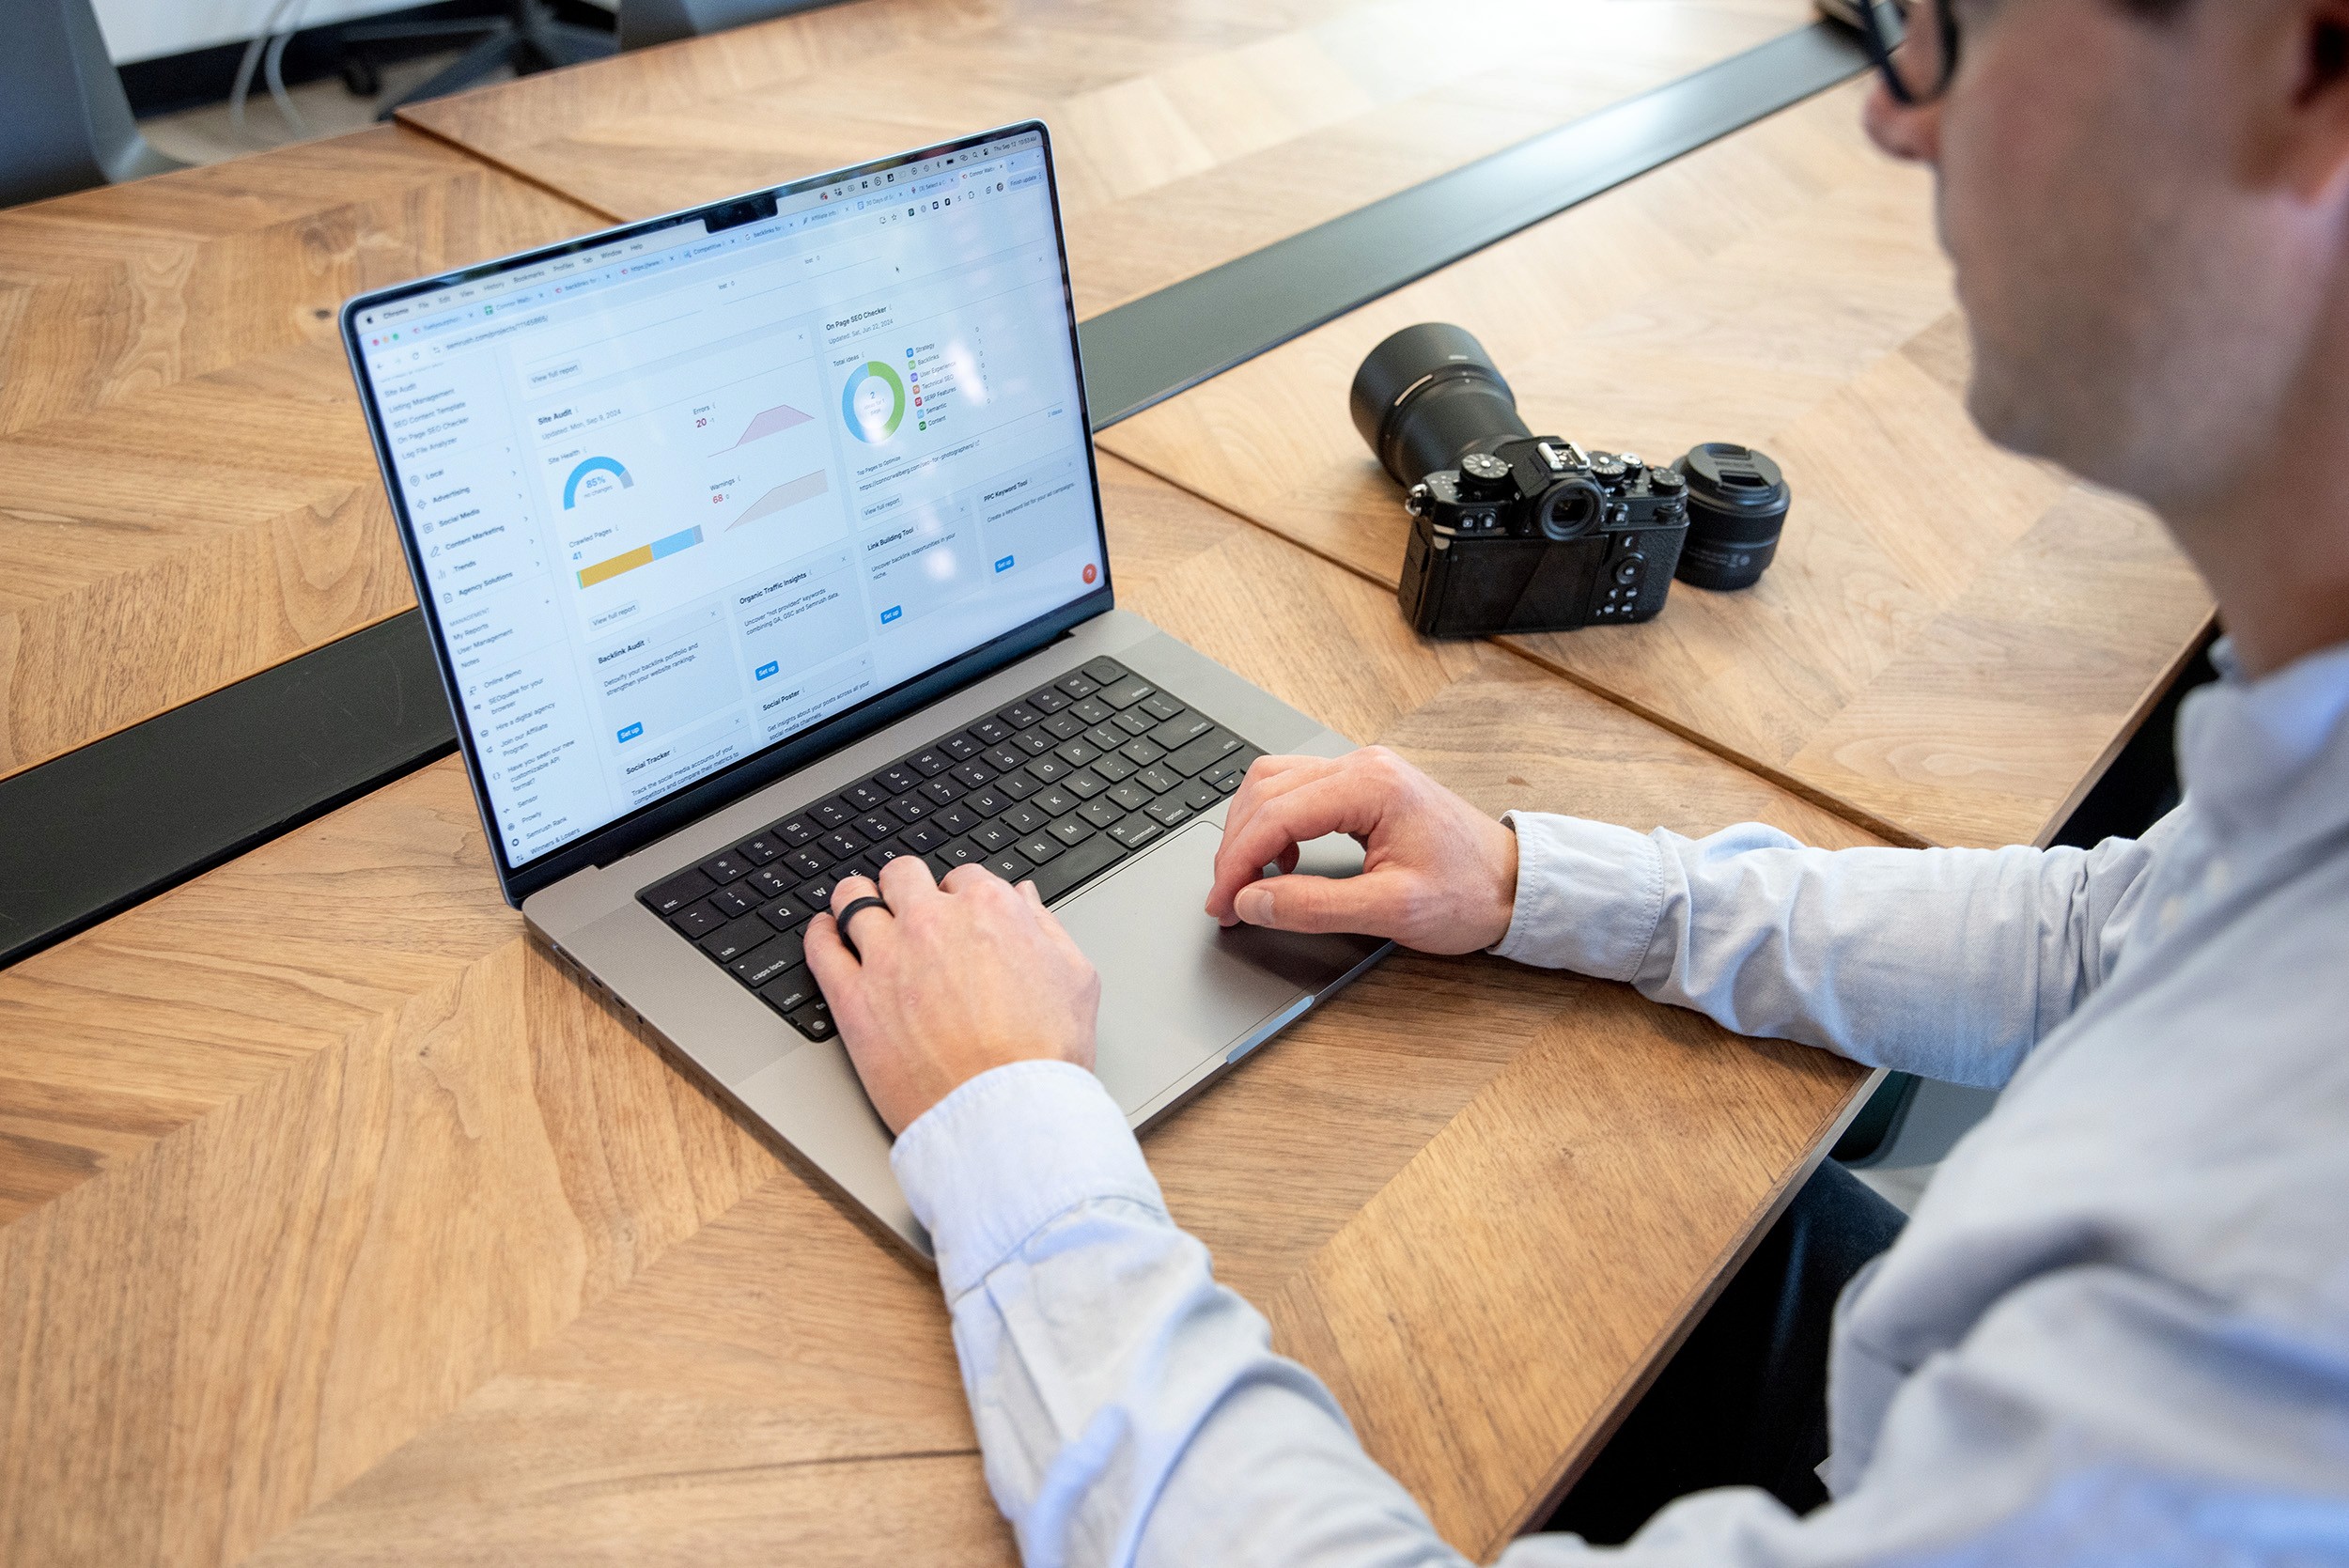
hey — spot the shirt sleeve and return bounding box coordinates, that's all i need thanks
[1488,813,2166,1089]
[893,1061,2335,1568]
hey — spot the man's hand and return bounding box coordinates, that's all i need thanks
[1203,747,1519,955]
[804,856,1100,1134]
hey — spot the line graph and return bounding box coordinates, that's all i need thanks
[718,402,813,452]
[725,470,830,532]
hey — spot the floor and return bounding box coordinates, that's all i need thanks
[140,50,490,166]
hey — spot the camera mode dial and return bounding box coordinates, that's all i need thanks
[1588,455,1627,488]
[1456,451,1515,502]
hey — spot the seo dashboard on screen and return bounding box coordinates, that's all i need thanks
[357,133,1105,866]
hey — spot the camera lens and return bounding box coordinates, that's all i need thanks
[1349,323,1531,488]
[1537,476,1604,540]
[1673,443,1791,591]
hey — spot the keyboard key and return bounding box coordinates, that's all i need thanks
[1106,815,1165,851]
[1058,671,1101,699]
[855,814,896,842]
[889,793,931,824]
[1027,754,1071,784]
[1008,729,1054,756]
[1121,737,1165,766]
[783,846,829,879]
[800,875,838,908]
[1027,831,1126,903]
[671,901,726,938]
[1028,687,1072,713]
[838,853,882,881]
[1077,797,1124,830]
[1148,711,1214,750]
[972,822,1018,853]
[819,829,866,860]
[923,851,957,879]
[920,775,964,806]
[1094,753,1137,783]
[1113,708,1157,737]
[1201,753,1255,789]
[1144,797,1195,830]
[1216,772,1243,794]
[1138,692,1186,722]
[1062,768,1107,799]
[1180,782,1220,813]
[1031,785,1078,817]
[1048,814,1093,846]
[910,748,953,776]
[961,755,1004,784]
[645,868,716,915]
[787,1000,835,1040]
[998,702,1044,729]
[1135,765,1183,796]
[963,787,1008,816]
[700,849,752,884]
[773,816,818,846]
[996,771,1040,800]
[941,838,986,866]
[758,964,817,1016]
[761,896,811,931]
[709,885,757,919]
[941,733,983,761]
[972,717,1012,745]
[1041,711,1087,740]
[730,937,803,989]
[879,766,919,796]
[1166,727,1245,776]
[901,822,947,852]
[1106,780,1152,813]
[1001,802,1050,834]
[1086,723,1127,751]
[1070,697,1115,726]
[1017,833,1063,864]
[738,834,785,865]
[931,804,980,836]
[987,851,1035,882]
[745,865,794,900]
[1055,738,1100,767]
[1097,674,1157,709]
[699,913,774,963]
[813,800,854,830]
[1080,657,1128,685]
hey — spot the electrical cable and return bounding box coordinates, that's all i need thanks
[229,0,311,146]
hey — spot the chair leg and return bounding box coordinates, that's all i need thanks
[372,24,524,118]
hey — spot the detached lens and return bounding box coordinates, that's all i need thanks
[1348,323,1531,488]
[1674,443,1791,591]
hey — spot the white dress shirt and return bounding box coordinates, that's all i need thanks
[888,638,2349,1567]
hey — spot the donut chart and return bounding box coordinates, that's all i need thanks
[839,360,906,443]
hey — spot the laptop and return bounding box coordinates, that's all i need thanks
[341,121,1390,1258]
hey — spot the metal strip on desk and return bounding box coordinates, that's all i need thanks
[0,23,1867,969]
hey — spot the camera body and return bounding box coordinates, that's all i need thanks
[1400,438,1689,637]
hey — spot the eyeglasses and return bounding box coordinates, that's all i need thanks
[1856,0,1962,106]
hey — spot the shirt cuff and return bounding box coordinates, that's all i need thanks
[1489,811,1668,981]
[890,1058,1167,1299]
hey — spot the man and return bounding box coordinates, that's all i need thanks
[801,0,2349,1560]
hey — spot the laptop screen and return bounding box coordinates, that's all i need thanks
[348,127,1106,875]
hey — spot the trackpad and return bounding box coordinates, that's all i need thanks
[1054,819,1385,1112]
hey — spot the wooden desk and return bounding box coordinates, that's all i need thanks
[397,0,1815,315]
[1099,83,2217,849]
[0,458,1872,1565]
[0,128,605,781]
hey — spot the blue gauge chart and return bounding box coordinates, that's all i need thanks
[839,360,906,443]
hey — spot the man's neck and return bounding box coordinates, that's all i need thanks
[2169,489,2349,679]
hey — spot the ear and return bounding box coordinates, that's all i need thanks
[2272,0,2349,201]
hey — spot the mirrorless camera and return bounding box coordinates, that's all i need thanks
[1349,323,1786,637]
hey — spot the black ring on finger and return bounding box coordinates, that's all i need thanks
[833,894,890,961]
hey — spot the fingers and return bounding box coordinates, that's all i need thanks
[1206,755,1341,918]
[876,851,941,907]
[826,874,898,964]
[1206,770,1389,920]
[1232,865,1410,937]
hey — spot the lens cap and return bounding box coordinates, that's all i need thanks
[1674,443,1791,592]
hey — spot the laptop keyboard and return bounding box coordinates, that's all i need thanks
[636,656,1268,1042]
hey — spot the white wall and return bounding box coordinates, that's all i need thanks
[92,0,426,63]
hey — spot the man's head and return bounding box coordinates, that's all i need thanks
[1866,0,2349,522]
